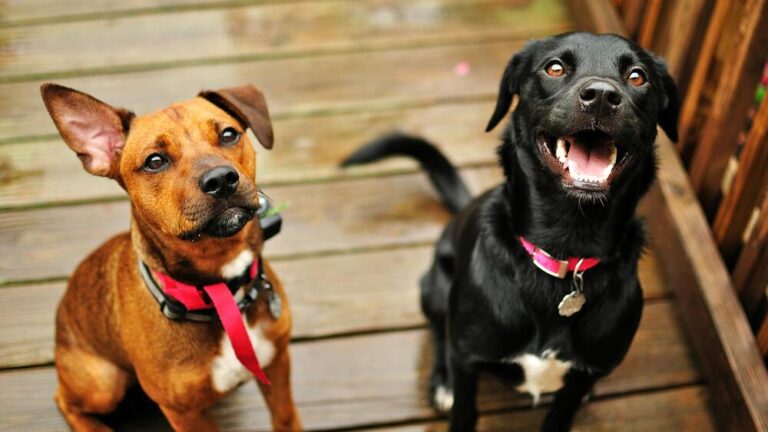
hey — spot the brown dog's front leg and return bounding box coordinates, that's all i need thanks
[258,346,302,431]
[159,405,220,432]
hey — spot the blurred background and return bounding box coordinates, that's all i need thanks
[0,0,765,430]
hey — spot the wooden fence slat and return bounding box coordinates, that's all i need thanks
[687,0,768,216]
[637,0,662,47]
[0,0,569,82]
[645,0,713,93]
[713,99,768,266]
[567,0,626,35]
[619,0,647,37]
[0,40,527,144]
[676,0,735,158]
[0,100,497,210]
[733,192,768,318]
[363,387,717,432]
[0,166,502,284]
[0,301,700,431]
[0,246,670,368]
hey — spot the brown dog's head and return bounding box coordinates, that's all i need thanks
[40,83,273,245]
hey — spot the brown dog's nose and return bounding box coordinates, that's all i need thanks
[579,80,622,114]
[199,166,239,198]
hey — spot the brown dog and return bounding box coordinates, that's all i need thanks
[41,83,301,431]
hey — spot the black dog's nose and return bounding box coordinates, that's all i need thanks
[199,166,239,198]
[579,80,622,114]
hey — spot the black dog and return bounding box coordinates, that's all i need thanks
[342,32,679,431]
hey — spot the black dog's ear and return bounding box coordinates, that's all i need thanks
[485,54,526,132]
[653,59,680,142]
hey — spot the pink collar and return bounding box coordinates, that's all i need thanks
[519,236,600,278]
[153,260,270,386]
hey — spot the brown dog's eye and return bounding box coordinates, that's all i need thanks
[545,61,566,77]
[220,127,241,147]
[627,69,647,86]
[143,153,169,172]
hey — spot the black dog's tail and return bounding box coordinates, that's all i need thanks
[340,132,472,213]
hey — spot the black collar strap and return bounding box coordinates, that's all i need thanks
[139,257,270,322]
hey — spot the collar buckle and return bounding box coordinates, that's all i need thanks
[532,247,569,279]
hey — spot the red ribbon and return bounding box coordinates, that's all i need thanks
[154,261,271,385]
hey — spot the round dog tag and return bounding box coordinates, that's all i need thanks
[558,291,585,317]
[268,291,282,320]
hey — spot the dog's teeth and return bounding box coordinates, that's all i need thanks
[609,144,617,166]
[556,138,567,163]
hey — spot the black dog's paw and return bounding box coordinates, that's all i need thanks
[540,414,574,432]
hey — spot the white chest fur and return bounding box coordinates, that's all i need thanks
[210,319,276,393]
[508,349,572,404]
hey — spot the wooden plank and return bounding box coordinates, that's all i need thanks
[647,135,768,432]
[363,386,717,432]
[0,39,529,144]
[0,166,502,284]
[0,100,498,210]
[688,0,768,216]
[0,0,291,26]
[0,0,570,81]
[0,245,671,368]
[0,301,701,431]
[712,98,768,266]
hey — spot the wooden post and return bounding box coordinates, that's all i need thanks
[713,99,768,266]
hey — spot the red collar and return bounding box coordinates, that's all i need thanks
[519,237,600,278]
[151,259,271,386]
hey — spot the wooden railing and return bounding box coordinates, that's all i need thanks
[571,1,768,431]
[613,0,768,359]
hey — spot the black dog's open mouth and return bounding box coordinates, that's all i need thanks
[181,206,257,241]
[536,129,628,191]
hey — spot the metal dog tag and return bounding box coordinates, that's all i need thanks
[559,259,587,317]
[268,291,282,320]
[558,291,585,317]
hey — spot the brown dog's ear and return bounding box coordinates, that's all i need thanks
[199,85,274,150]
[40,83,134,178]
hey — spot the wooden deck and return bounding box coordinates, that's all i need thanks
[0,0,720,430]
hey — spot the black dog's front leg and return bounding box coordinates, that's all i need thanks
[540,370,599,432]
[448,350,479,432]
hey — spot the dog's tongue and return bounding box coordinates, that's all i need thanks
[567,138,614,178]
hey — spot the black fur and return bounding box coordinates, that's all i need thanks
[342,32,679,432]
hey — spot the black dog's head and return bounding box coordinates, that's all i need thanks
[487,32,679,200]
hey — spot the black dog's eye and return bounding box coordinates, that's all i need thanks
[220,127,241,147]
[143,153,169,172]
[545,60,566,77]
[627,69,647,86]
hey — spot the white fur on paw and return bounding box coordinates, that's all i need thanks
[433,385,454,413]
